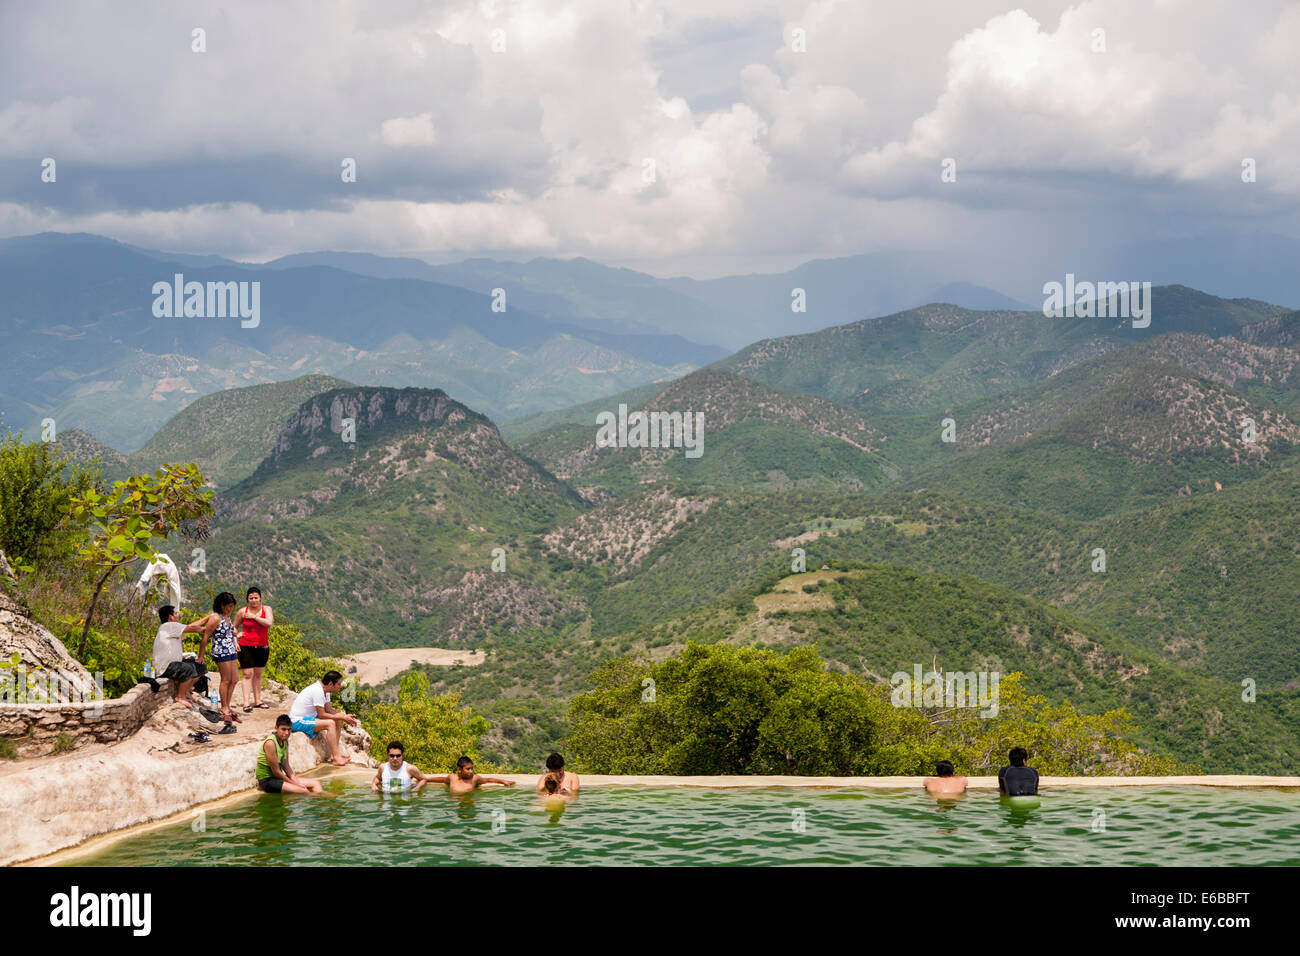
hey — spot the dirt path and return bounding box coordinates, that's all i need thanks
[342,647,484,687]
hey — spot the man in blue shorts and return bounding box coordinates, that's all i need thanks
[288,670,357,766]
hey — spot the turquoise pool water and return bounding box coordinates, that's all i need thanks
[67,783,1300,866]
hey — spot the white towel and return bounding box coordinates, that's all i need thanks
[135,553,184,606]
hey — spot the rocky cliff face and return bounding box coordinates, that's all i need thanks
[270,387,484,464]
[0,590,98,701]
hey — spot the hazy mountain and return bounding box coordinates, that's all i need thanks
[718,286,1289,418]
[48,428,126,474]
[0,233,713,450]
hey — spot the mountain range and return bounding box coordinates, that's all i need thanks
[12,233,1300,772]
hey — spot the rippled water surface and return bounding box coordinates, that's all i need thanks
[70,784,1300,866]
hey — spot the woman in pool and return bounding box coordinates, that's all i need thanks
[235,586,273,712]
[197,592,241,730]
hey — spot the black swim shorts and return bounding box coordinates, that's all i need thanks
[238,645,270,668]
[258,777,284,793]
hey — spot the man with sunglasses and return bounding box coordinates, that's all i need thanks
[371,741,432,793]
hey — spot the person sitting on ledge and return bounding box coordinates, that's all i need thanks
[924,760,967,794]
[535,752,580,796]
[424,756,516,794]
[153,604,206,704]
[998,747,1040,796]
[289,670,358,766]
[257,715,322,794]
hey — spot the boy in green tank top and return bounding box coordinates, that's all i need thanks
[257,715,323,794]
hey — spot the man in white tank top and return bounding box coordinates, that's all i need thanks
[371,741,431,792]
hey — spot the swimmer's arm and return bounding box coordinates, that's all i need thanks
[262,606,274,628]
[476,775,516,787]
[371,768,382,792]
[535,776,547,793]
[567,774,579,792]
[425,774,451,784]
[410,765,427,790]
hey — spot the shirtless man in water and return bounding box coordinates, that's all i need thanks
[923,760,967,795]
[425,756,516,794]
[535,752,580,796]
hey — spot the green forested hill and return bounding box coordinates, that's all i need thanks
[201,386,587,649]
[717,286,1288,416]
[103,285,1300,775]
[514,368,892,498]
[127,374,353,488]
[418,565,1298,773]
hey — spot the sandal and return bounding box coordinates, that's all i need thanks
[255,702,270,709]
[217,724,237,735]
[243,705,254,713]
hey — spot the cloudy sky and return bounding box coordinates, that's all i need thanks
[1,0,1298,285]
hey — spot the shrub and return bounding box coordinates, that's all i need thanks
[0,432,98,567]
[362,671,494,773]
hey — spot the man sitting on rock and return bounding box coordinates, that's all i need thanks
[154,605,206,704]
[288,670,358,766]
[257,715,322,794]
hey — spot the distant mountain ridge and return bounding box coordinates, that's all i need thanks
[0,233,717,450]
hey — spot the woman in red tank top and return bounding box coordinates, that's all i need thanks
[235,586,274,711]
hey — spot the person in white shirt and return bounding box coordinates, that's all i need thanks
[288,671,358,766]
[153,605,206,703]
[371,741,431,793]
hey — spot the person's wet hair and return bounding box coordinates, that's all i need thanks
[457,756,474,770]
[1009,747,1029,766]
[388,742,404,755]
[275,715,291,728]
[546,752,564,771]
[322,670,343,686]
[543,773,560,794]
[213,592,236,613]
[935,760,955,777]
[158,605,175,625]
[246,586,262,598]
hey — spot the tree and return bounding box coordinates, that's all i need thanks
[67,464,213,657]
[0,432,98,567]
[363,671,492,772]
[568,643,889,775]
[567,644,1190,776]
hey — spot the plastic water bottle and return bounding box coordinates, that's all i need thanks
[210,688,220,709]
[144,658,154,678]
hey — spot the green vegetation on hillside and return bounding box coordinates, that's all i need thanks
[568,643,1185,776]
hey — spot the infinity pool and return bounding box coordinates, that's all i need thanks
[65,783,1300,866]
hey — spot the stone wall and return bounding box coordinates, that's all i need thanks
[0,678,176,757]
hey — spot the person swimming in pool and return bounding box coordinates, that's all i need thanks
[424,756,516,794]
[535,752,580,796]
[924,760,967,794]
[998,747,1040,796]
[371,740,432,793]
